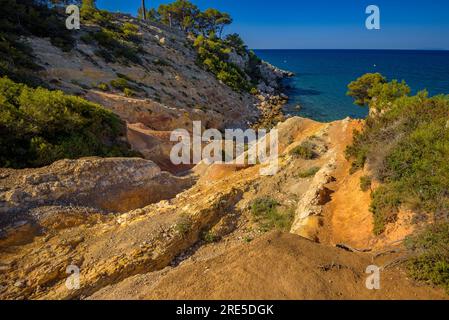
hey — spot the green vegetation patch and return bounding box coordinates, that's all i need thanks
[0,76,136,168]
[297,167,320,178]
[360,175,372,192]
[194,35,251,93]
[346,74,449,235]
[290,141,315,160]
[109,75,144,96]
[250,197,294,232]
[201,230,219,244]
[95,82,110,91]
[81,6,142,64]
[405,223,449,293]
[175,215,193,237]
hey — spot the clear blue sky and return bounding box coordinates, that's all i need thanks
[97,0,449,49]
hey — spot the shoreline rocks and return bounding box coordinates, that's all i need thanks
[252,61,294,129]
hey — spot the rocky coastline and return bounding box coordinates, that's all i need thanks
[252,61,295,129]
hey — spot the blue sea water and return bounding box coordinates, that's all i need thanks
[254,50,449,122]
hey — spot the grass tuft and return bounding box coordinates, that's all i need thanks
[250,197,294,232]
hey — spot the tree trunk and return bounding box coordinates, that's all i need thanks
[141,0,147,20]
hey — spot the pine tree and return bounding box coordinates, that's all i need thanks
[81,0,96,10]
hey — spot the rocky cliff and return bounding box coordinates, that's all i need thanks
[24,15,291,172]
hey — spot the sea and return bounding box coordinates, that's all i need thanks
[254,49,449,122]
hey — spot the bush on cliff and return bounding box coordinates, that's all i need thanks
[251,197,294,232]
[347,73,411,112]
[0,77,137,168]
[290,141,315,160]
[346,75,449,235]
[156,0,232,36]
[193,35,251,92]
[405,223,449,293]
[347,73,449,292]
[81,6,142,64]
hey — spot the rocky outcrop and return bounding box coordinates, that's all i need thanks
[0,158,194,242]
[290,157,336,239]
[258,61,294,94]
[0,177,243,300]
[228,49,249,71]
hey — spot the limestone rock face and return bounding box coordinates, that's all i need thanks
[228,49,249,70]
[28,18,260,132]
[290,158,337,239]
[0,157,194,230]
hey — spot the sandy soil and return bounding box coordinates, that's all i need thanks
[90,232,447,300]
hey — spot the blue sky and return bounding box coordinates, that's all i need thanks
[97,0,449,49]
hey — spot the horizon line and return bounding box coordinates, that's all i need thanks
[252,48,449,51]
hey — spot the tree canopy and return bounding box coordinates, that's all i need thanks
[347,73,412,111]
[347,73,387,107]
[155,0,232,37]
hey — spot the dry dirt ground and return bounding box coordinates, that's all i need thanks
[89,232,446,300]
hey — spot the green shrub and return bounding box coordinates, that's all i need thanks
[360,175,372,192]
[202,230,219,243]
[370,184,401,235]
[298,167,320,178]
[175,215,193,237]
[405,223,449,293]
[121,22,140,42]
[80,33,95,44]
[250,197,294,232]
[0,76,136,168]
[368,80,411,111]
[246,50,264,86]
[81,9,142,64]
[90,28,141,64]
[110,78,135,92]
[224,33,248,56]
[0,33,42,87]
[346,74,449,235]
[291,141,315,160]
[250,87,258,95]
[96,82,110,91]
[345,134,369,173]
[123,88,135,97]
[243,236,253,243]
[251,197,278,216]
[193,35,251,92]
[347,73,386,107]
